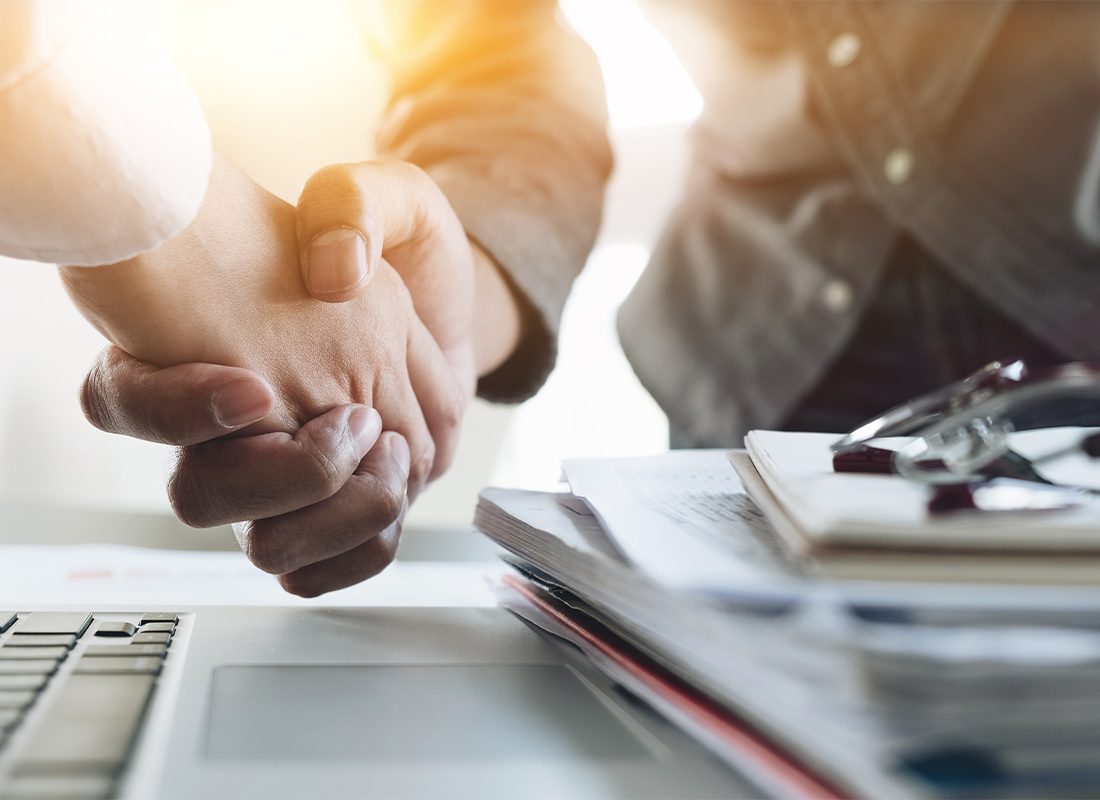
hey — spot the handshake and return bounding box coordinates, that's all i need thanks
[62,156,519,597]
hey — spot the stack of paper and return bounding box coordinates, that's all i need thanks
[476,487,907,799]
[475,446,1100,799]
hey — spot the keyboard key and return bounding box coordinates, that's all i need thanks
[6,634,75,648]
[12,613,92,637]
[0,612,16,633]
[74,657,161,676]
[0,690,36,710]
[11,673,155,776]
[137,622,175,634]
[0,661,57,676]
[0,674,48,691]
[0,646,68,661]
[139,613,179,625]
[92,622,136,638]
[0,707,20,731]
[0,774,113,799]
[130,632,171,646]
[84,644,167,658]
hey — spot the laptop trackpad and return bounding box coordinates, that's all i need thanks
[205,664,653,761]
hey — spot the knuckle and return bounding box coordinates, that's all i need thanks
[301,162,359,201]
[278,572,324,599]
[166,451,220,528]
[166,481,201,527]
[298,426,350,498]
[239,523,289,576]
[377,528,401,569]
[79,363,114,433]
[362,523,403,582]
[409,454,434,496]
[301,164,373,230]
[439,395,465,439]
[409,435,436,486]
[375,159,441,215]
[375,480,407,527]
[363,456,408,526]
[429,393,465,480]
[79,373,105,431]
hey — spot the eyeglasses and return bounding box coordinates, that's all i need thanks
[830,360,1100,513]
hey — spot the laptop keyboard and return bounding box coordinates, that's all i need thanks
[0,611,181,800]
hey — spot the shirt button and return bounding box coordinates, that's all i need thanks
[827,33,862,68]
[821,279,853,313]
[884,148,914,184]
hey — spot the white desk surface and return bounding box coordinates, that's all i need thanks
[0,544,502,608]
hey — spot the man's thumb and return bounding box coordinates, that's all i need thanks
[295,162,475,366]
[295,164,381,303]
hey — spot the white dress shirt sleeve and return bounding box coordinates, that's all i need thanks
[0,0,212,266]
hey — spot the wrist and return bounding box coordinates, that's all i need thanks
[59,250,168,356]
[470,239,523,378]
[58,156,232,357]
[59,156,297,366]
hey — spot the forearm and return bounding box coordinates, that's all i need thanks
[59,156,296,366]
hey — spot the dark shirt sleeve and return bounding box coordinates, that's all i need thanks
[371,0,613,402]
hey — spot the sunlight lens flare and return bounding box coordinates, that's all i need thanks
[559,0,702,128]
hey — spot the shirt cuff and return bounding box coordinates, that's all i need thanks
[430,162,590,403]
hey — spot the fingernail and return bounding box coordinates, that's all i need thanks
[307,228,369,295]
[385,432,411,479]
[213,380,272,428]
[348,407,382,452]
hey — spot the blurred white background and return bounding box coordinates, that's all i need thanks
[0,0,700,535]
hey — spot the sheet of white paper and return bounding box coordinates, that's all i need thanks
[563,450,800,593]
[0,545,499,607]
[1012,427,1100,491]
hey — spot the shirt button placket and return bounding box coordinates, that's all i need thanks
[821,30,862,317]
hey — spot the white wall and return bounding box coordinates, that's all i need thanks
[0,0,698,535]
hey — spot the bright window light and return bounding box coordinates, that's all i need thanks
[492,243,670,490]
[559,0,702,128]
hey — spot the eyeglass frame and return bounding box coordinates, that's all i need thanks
[831,359,1100,486]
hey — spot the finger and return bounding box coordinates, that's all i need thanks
[81,345,275,445]
[295,161,389,303]
[378,373,435,503]
[234,431,411,577]
[169,405,382,528]
[296,160,436,301]
[295,162,471,352]
[277,510,405,598]
[406,319,468,481]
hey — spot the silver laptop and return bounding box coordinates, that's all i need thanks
[0,604,755,799]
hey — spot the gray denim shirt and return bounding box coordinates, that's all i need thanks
[618,0,1100,446]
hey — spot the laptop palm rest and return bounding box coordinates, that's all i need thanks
[205,664,653,761]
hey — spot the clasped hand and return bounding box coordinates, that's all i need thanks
[62,158,476,596]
